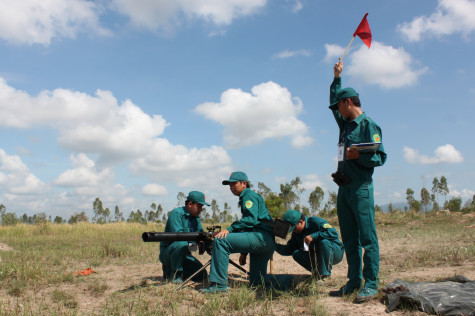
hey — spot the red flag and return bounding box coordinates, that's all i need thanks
[353,13,372,48]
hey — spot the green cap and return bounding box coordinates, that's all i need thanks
[187,191,210,206]
[222,171,249,185]
[329,87,359,110]
[283,209,302,233]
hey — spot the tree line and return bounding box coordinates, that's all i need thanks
[1,175,473,226]
[385,176,475,213]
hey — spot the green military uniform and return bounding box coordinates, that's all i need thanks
[329,77,387,292]
[159,206,207,281]
[276,214,344,278]
[208,187,276,289]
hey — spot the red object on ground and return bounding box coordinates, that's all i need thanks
[73,267,96,276]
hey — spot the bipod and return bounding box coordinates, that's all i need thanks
[176,258,248,291]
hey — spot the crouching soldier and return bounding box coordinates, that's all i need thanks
[276,209,344,280]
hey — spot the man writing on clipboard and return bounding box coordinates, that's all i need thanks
[327,58,387,303]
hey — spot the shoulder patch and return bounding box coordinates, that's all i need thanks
[245,200,253,209]
[372,134,381,142]
[323,223,332,229]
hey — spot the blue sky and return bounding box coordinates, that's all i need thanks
[0,0,474,218]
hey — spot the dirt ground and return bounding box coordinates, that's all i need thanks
[2,241,474,315]
[1,213,475,315]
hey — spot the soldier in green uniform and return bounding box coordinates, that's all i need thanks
[276,209,344,279]
[159,191,210,284]
[328,58,387,303]
[202,171,276,293]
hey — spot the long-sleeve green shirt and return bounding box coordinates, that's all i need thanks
[159,206,204,250]
[330,77,387,186]
[276,217,343,255]
[227,188,273,233]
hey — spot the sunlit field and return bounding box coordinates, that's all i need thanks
[1,211,474,315]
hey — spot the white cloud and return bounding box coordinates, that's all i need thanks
[53,153,114,190]
[110,0,267,33]
[398,0,475,42]
[51,153,134,212]
[449,188,475,199]
[324,42,428,88]
[142,183,169,196]
[323,44,345,63]
[0,0,110,46]
[291,0,303,13]
[0,149,47,195]
[403,144,464,164]
[346,42,428,89]
[194,81,312,149]
[273,49,311,59]
[301,174,326,191]
[129,142,233,188]
[0,76,234,190]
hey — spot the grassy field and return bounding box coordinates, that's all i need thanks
[0,211,474,315]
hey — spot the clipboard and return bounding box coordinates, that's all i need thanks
[350,142,381,152]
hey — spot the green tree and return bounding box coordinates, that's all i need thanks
[375,204,383,213]
[431,177,440,205]
[412,200,422,212]
[257,182,272,200]
[53,216,64,224]
[439,176,449,205]
[265,192,286,219]
[301,205,310,216]
[279,182,298,209]
[387,202,393,213]
[92,198,111,224]
[420,187,431,212]
[201,208,210,222]
[127,210,146,224]
[431,192,440,212]
[445,196,462,212]
[114,205,124,222]
[406,188,415,210]
[321,191,337,216]
[219,202,233,223]
[290,176,305,209]
[68,212,89,224]
[1,212,18,226]
[155,204,164,222]
[211,199,220,223]
[33,212,48,224]
[308,186,324,215]
[221,202,233,223]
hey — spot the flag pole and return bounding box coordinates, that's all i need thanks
[341,36,355,60]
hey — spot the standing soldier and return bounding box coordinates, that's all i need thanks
[328,58,387,303]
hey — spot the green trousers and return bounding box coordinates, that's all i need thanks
[159,241,207,281]
[292,239,344,277]
[209,230,275,288]
[337,182,379,290]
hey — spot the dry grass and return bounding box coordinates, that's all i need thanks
[0,212,474,315]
